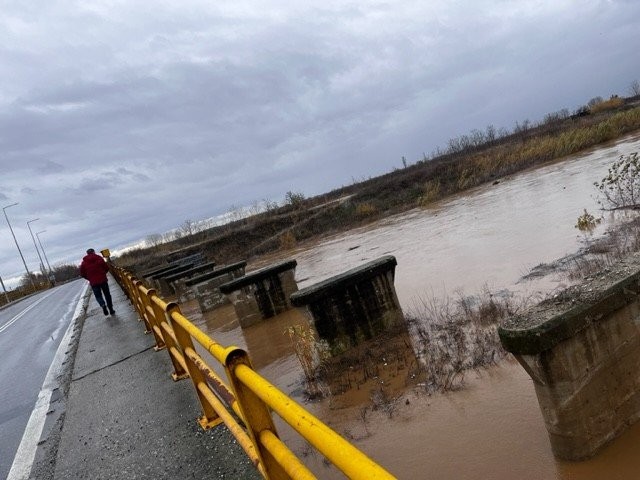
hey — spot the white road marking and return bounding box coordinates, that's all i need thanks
[6,283,89,480]
[0,291,57,335]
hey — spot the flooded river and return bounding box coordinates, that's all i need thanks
[184,133,640,478]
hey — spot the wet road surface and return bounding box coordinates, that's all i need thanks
[0,280,85,479]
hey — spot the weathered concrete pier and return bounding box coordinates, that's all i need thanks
[184,261,247,311]
[499,259,640,460]
[219,260,298,327]
[290,255,404,356]
[140,252,204,278]
[149,263,200,295]
[141,262,192,284]
[163,261,217,299]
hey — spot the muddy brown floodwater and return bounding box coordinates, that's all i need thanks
[182,133,640,479]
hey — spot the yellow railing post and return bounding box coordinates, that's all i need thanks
[141,288,166,350]
[167,303,222,430]
[132,280,152,333]
[223,347,290,480]
[150,297,189,380]
[121,270,136,303]
[124,273,139,307]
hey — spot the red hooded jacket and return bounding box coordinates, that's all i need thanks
[80,252,109,286]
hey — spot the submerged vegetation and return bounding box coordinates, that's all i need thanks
[594,151,640,210]
[575,209,602,232]
[285,287,525,408]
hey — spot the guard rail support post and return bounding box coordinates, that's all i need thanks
[133,280,153,334]
[125,272,138,302]
[118,269,134,302]
[152,298,189,380]
[166,302,222,430]
[223,346,289,480]
[125,273,138,304]
[127,275,140,311]
[125,273,141,312]
[141,288,166,350]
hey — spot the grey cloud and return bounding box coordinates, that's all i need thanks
[71,175,118,194]
[1,0,639,283]
[38,160,65,173]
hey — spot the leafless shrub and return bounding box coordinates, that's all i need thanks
[359,406,370,436]
[564,215,640,280]
[370,387,400,419]
[284,324,330,399]
[406,287,526,395]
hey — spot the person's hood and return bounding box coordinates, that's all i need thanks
[83,253,104,265]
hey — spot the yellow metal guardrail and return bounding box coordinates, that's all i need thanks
[109,264,395,480]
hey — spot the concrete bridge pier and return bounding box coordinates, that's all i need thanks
[290,255,405,356]
[499,266,640,460]
[184,261,247,311]
[219,260,298,327]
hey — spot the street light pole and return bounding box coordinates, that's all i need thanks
[36,230,53,277]
[2,202,36,290]
[27,218,47,278]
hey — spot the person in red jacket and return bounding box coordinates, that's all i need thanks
[79,248,115,316]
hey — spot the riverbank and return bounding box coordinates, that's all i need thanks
[117,100,640,271]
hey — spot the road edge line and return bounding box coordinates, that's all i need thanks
[6,283,89,480]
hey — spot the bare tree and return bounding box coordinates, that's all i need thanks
[587,96,604,108]
[629,80,640,97]
[180,219,197,236]
[145,233,163,248]
[285,191,306,209]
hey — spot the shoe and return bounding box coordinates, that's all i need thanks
[109,308,115,315]
[102,305,109,316]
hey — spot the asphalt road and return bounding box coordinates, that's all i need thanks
[0,280,85,479]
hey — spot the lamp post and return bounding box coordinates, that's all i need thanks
[2,202,36,290]
[27,218,47,279]
[35,230,53,279]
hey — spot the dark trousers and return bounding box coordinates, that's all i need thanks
[91,281,113,309]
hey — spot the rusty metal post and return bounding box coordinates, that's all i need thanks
[121,270,136,302]
[149,296,189,380]
[136,284,155,335]
[166,303,222,429]
[223,347,289,480]
[141,288,166,349]
[131,280,151,332]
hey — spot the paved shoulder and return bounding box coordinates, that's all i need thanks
[51,283,260,479]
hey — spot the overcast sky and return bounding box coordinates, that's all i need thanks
[1,0,639,287]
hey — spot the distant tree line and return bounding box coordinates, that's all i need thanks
[16,263,81,289]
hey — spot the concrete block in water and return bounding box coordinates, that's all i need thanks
[184,261,247,312]
[499,261,640,460]
[163,261,217,300]
[219,260,298,328]
[152,263,200,296]
[289,255,405,356]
